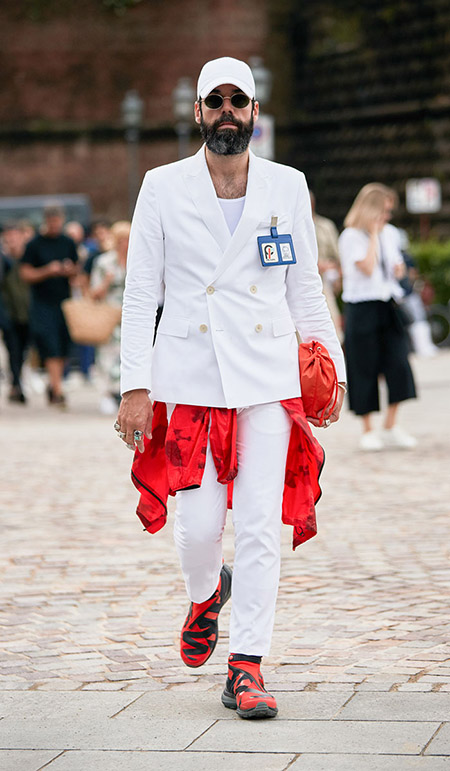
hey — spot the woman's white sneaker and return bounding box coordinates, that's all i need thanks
[359,430,383,451]
[382,426,417,449]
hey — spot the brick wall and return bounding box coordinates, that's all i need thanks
[2,0,449,236]
[0,0,267,218]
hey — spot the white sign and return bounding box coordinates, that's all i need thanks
[251,113,275,160]
[405,178,441,214]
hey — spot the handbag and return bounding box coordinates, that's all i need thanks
[389,298,414,332]
[298,340,338,425]
[61,297,122,345]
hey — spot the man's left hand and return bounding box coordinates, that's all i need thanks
[307,383,345,428]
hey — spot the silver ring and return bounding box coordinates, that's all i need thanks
[113,421,121,433]
[126,443,135,451]
[133,429,144,442]
[324,418,331,428]
[118,431,126,439]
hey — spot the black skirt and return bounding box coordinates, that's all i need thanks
[344,299,416,415]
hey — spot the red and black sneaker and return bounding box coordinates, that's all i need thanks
[180,564,232,668]
[221,653,278,719]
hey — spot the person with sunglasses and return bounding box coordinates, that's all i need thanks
[116,57,346,719]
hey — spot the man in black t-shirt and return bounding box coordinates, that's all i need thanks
[21,205,78,406]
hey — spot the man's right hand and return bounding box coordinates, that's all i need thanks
[116,389,153,453]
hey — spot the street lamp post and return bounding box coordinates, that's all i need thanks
[249,56,273,108]
[121,89,144,218]
[249,57,274,160]
[172,77,195,160]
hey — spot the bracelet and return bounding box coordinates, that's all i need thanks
[338,383,348,394]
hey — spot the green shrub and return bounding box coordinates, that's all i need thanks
[409,240,450,305]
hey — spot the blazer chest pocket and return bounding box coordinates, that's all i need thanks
[272,316,296,337]
[157,316,189,338]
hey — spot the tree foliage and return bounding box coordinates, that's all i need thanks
[410,240,450,305]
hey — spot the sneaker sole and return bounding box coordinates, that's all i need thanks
[221,689,278,719]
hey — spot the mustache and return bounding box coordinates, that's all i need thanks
[213,113,243,130]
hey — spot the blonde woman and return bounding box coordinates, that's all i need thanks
[90,220,130,414]
[339,184,416,451]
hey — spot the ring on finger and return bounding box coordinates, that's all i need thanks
[324,418,331,428]
[118,431,126,439]
[133,429,144,443]
[113,421,121,433]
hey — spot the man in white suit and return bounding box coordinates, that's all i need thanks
[117,57,346,719]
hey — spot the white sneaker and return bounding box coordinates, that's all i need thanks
[382,426,417,449]
[359,430,383,451]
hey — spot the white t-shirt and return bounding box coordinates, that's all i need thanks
[339,223,404,303]
[218,196,246,235]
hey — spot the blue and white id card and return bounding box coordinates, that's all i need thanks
[257,217,296,267]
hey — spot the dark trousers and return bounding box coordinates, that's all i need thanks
[345,300,416,415]
[2,322,29,388]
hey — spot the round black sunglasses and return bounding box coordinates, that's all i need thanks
[201,93,251,110]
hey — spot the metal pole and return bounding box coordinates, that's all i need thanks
[419,213,430,241]
[176,121,190,160]
[126,126,139,218]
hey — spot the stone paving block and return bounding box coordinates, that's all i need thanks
[0,750,63,771]
[82,682,131,691]
[189,719,438,754]
[36,681,84,691]
[0,716,215,751]
[0,692,138,720]
[119,690,354,721]
[355,681,400,692]
[290,755,450,770]
[337,692,450,721]
[0,682,32,691]
[38,750,296,770]
[425,723,450,755]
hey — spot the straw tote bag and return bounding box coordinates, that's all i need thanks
[62,297,122,346]
[298,341,338,425]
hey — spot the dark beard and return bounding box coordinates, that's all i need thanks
[199,110,254,155]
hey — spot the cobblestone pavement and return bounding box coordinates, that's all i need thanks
[0,351,449,769]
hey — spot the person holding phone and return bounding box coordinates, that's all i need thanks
[339,183,417,451]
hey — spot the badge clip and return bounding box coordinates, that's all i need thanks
[257,215,296,267]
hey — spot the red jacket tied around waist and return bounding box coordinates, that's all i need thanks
[131,397,324,550]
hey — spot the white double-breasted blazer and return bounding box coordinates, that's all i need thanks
[120,146,346,407]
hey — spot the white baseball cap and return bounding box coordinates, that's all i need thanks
[197,57,255,100]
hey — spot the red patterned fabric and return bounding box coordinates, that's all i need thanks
[131,398,324,550]
[279,398,325,548]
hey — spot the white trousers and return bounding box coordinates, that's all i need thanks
[172,401,292,656]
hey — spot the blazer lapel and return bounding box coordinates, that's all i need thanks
[210,151,270,283]
[182,146,231,254]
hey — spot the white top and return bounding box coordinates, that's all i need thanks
[339,223,404,303]
[218,195,246,235]
[90,249,126,306]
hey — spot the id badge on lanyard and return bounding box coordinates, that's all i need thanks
[257,216,296,267]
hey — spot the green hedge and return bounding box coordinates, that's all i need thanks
[409,240,450,306]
